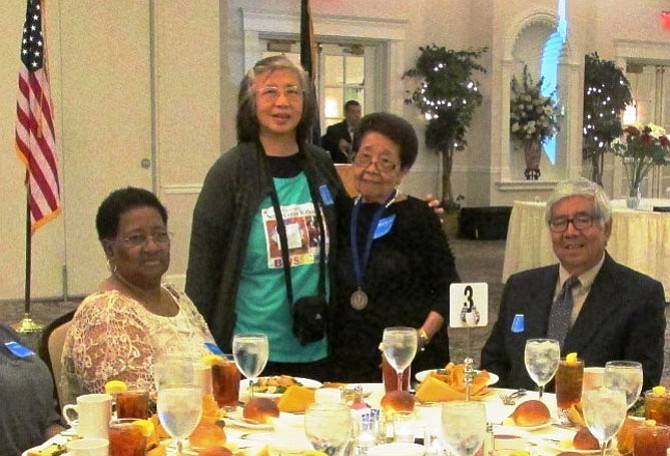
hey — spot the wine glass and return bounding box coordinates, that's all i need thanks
[604,360,643,410]
[582,386,627,456]
[524,338,560,399]
[441,401,487,456]
[382,327,418,392]
[232,333,269,398]
[305,402,352,456]
[154,358,203,455]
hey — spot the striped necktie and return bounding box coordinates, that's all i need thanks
[546,276,580,346]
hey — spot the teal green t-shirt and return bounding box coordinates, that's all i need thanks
[234,173,328,362]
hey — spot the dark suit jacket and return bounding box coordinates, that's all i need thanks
[321,121,352,164]
[480,253,666,392]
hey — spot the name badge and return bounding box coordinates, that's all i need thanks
[511,314,525,333]
[373,214,396,239]
[5,341,35,358]
[319,185,334,206]
[204,342,224,355]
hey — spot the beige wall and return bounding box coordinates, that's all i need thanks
[1,0,669,301]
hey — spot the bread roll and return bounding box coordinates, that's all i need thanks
[572,427,599,450]
[510,400,551,427]
[189,422,226,449]
[380,391,415,414]
[243,397,280,424]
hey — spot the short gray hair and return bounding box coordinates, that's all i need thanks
[544,177,612,225]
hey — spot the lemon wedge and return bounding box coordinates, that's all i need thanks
[201,354,224,366]
[644,419,657,427]
[303,452,329,456]
[565,352,578,364]
[104,380,128,395]
[653,386,667,395]
[133,419,155,438]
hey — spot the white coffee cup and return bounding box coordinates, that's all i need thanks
[67,437,109,455]
[62,393,112,438]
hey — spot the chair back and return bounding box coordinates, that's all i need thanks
[39,310,75,409]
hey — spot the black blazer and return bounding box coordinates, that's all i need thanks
[480,253,666,392]
[321,121,352,164]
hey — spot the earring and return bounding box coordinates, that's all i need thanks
[106,258,117,274]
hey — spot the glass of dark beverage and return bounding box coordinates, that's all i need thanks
[211,354,241,408]
[633,423,670,456]
[555,356,584,420]
[116,390,150,419]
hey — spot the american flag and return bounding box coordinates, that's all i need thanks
[15,0,61,233]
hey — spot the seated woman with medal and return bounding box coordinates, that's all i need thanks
[328,112,460,383]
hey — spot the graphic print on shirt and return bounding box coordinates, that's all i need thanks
[261,202,328,269]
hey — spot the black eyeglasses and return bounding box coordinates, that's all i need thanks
[548,214,599,232]
[120,230,172,247]
[352,153,398,172]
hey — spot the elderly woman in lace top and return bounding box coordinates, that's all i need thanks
[62,187,215,403]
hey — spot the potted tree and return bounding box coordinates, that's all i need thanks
[582,52,632,185]
[403,44,487,224]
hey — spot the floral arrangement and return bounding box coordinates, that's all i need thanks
[612,121,670,196]
[510,65,559,145]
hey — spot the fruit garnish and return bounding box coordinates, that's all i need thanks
[133,419,155,437]
[644,419,657,427]
[201,354,224,366]
[304,452,329,456]
[565,352,578,363]
[652,386,667,395]
[104,380,128,395]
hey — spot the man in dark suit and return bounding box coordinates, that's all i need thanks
[481,178,666,392]
[321,100,362,163]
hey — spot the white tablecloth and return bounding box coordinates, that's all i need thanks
[26,386,599,456]
[502,200,670,301]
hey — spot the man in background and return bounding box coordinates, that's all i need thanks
[481,178,666,392]
[321,100,362,163]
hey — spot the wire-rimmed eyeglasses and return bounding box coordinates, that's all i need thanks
[548,214,599,232]
[352,153,398,172]
[120,230,172,247]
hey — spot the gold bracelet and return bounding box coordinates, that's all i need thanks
[418,328,430,351]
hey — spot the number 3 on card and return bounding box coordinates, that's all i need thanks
[449,283,488,328]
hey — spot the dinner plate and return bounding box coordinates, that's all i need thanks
[534,438,600,454]
[22,433,71,456]
[414,369,499,385]
[223,409,275,430]
[241,376,322,399]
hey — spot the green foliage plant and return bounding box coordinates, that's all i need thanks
[403,45,487,208]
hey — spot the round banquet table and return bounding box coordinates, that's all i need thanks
[26,385,618,456]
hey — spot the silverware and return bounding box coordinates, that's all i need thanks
[499,388,526,405]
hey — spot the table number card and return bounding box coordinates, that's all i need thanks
[449,283,488,328]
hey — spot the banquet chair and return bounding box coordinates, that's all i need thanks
[38,310,75,410]
[335,163,358,197]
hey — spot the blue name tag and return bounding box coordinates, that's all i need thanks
[204,342,224,355]
[319,185,334,206]
[511,314,525,333]
[373,214,396,239]
[5,341,35,358]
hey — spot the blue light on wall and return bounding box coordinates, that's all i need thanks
[539,0,567,165]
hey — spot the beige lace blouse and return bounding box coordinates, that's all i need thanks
[61,285,214,404]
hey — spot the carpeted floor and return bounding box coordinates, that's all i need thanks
[2,237,668,384]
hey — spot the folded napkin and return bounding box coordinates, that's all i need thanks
[277,385,316,413]
[415,372,490,402]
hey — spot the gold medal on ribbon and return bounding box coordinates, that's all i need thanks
[350,288,368,310]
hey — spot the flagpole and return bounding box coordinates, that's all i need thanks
[12,172,44,334]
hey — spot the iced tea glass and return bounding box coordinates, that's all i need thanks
[633,423,670,456]
[211,355,241,409]
[108,419,147,456]
[117,390,150,419]
[555,357,584,421]
[382,354,410,393]
[645,390,670,426]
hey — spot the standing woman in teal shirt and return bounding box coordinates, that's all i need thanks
[185,56,346,380]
